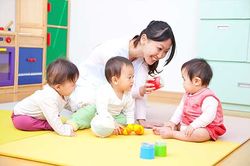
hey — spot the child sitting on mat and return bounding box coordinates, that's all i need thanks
[153,58,226,142]
[12,59,79,136]
[66,56,135,137]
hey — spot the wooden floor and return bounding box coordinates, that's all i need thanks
[0,90,250,166]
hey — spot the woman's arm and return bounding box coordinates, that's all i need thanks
[131,59,148,99]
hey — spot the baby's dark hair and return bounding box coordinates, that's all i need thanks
[181,58,213,86]
[133,20,176,75]
[105,56,133,84]
[46,58,79,86]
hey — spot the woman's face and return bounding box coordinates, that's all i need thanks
[142,36,172,65]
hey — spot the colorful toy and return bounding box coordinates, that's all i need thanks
[147,76,162,90]
[4,21,13,31]
[121,124,144,135]
[140,143,155,160]
[154,141,167,157]
[139,141,167,160]
[0,21,13,31]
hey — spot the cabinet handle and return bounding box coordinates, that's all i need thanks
[0,48,7,53]
[47,3,51,12]
[217,25,229,30]
[238,82,250,88]
[47,33,51,46]
[27,58,37,62]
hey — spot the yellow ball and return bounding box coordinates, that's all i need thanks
[126,124,134,131]
[122,127,132,135]
[134,124,144,135]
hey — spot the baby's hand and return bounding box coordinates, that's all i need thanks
[164,121,176,130]
[113,123,124,135]
[69,125,76,136]
[70,131,76,137]
[185,125,194,137]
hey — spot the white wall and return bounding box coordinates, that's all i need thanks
[69,0,199,93]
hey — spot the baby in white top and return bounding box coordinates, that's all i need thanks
[67,56,135,137]
[12,59,79,136]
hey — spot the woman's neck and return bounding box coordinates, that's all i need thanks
[128,39,142,61]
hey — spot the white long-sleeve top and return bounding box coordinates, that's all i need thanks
[96,83,135,124]
[170,96,219,129]
[73,37,148,102]
[14,85,73,136]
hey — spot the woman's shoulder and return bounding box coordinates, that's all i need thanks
[98,37,130,51]
[104,36,130,45]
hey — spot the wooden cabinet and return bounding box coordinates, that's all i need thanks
[0,0,70,94]
[199,0,250,112]
[16,0,47,87]
[46,0,69,66]
[0,0,46,93]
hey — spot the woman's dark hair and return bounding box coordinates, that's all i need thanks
[46,58,79,86]
[105,56,133,84]
[133,20,176,75]
[181,58,213,86]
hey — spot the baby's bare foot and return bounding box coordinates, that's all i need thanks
[152,127,161,135]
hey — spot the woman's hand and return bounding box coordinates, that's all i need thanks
[113,123,124,135]
[139,80,155,96]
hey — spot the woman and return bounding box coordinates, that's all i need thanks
[70,20,176,128]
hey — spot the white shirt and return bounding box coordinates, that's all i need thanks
[96,84,135,124]
[14,85,73,136]
[170,96,219,129]
[76,37,148,99]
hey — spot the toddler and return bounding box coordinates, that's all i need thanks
[12,59,79,136]
[153,58,226,142]
[67,56,135,137]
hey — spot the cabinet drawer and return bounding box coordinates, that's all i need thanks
[18,35,44,47]
[18,47,43,85]
[199,20,250,61]
[200,0,250,19]
[208,61,250,106]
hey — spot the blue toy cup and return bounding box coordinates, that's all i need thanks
[140,143,155,160]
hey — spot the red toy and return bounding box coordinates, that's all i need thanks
[147,76,161,90]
